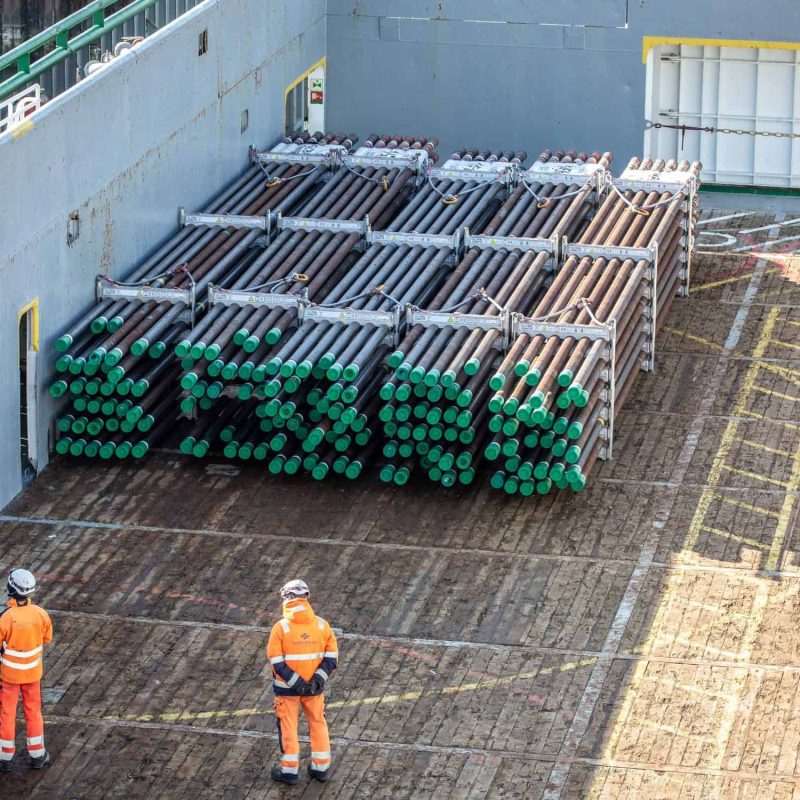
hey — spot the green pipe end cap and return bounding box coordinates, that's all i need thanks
[502,397,520,416]
[204,343,222,361]
[131,338,149,357]
[553,417,569,435]
[132,442,149,459]
[485,442,501,461]
[280,360,297,378]
[489,372,506,391]
[241,336,258,354]
[525,368,541,387]
[409,366,426,384]
[565,445,581,464]
[181,372,199,391]
[312,463,330,481]
[567,422,583,440]
[423,369,440,388]
[266,328,282,345]
[104,348,124,367]
[221,363,238,381]
[55,334,73,352]
[463,359,479,377]
[99,443,116,460]
[567,383,583,402]
[490,471,506,490]
[488,394,505,414]
[319,353,336,371]
[189,343,206,360]
[326,364,343,381]
[296,361,313,379]
[380,465,396,483]
[558,369,574,388]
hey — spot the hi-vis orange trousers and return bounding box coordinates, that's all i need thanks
[1,680,45,763]
[274,694,331,776]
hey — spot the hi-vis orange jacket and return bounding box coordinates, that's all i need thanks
[0,599,53,684]
[267,598,338,696]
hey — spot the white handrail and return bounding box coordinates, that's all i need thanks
[0,84,42,134]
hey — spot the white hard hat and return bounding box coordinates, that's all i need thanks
[280,579,310,602]
[8,568,36,597]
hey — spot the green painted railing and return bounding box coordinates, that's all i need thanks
[0,0,187,103]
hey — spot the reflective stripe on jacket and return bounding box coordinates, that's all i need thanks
[0,600,53,684]
[266,598,338,696]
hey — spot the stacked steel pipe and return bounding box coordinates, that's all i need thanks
[51,132,351,459]
[50,133,700,497]
[185,144,521,479]
[376,150,611,487]
[484,158,701,494]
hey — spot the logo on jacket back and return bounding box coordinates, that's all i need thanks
[301,633,310,640]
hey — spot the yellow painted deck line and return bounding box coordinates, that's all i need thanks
[766,443,800,571]
[740,408,800,431]
[662,325,724,351]
[711,580,770,767]
[737,438,794,459]
[751,384,800,404]
[690,270,775,293]
[720,465,790,488]
[700,525,769,550]
[718,493,781,517]
[683,308,779,555]
[755,361,800,388]
[115,656,600,722]
[771,338,800,352]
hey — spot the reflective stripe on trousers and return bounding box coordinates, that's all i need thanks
[0,680,45,760]
[273,694,330,772]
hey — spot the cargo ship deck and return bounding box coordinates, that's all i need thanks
[1,205,799,798]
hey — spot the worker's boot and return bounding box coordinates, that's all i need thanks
[30,752,49,770]
[270,766,298,785]
[0,758,12,773]
[307,764,331,782]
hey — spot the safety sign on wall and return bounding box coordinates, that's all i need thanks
[310,77,324,105]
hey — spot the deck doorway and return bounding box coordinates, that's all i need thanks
[19,302,39,486]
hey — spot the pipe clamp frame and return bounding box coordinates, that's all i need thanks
[95,276,197,328]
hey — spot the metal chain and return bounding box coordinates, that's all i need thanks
[645,119,800,139]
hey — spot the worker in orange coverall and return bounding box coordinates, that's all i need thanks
[268,579,338,785]
[0,569,53,772]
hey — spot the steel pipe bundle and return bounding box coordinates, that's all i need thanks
[50,132,700,498]
[485,158,701,494]
[50,132,354,457]
[376,150,612,488]
[185,145,525,478]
